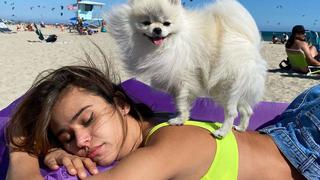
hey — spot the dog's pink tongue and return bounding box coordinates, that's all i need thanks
[153,38,163,45]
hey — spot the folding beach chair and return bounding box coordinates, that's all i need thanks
[34,23,45,40]
[33,23,57,43]
[0,21,13,33]
[285,48,320,75]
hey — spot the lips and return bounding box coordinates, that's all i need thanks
[87,144,104,159]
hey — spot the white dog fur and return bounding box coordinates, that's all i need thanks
[107,0,267,138]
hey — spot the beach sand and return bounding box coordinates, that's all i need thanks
[261,42,319,103]
[0,26,319,109]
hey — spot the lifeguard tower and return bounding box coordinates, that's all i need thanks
[68,0,105,33]
[76,0,105,22]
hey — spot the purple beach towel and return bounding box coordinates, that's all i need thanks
[0,78,289,179]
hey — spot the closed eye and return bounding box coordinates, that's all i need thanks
[83,112,94,127]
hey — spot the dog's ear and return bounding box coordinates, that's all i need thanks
[169,0,182,6]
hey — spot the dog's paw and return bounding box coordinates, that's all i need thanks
[212,128,229,139]
[234,125,247,132]
[168,117,184,126]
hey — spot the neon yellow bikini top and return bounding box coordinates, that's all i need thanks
[145,120,238,180]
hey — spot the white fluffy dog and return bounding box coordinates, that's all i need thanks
[108,0,267,138]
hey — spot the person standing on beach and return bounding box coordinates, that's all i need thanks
[281,33,289,44]
[285,25,320,66]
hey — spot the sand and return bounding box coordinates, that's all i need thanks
[0,26,319,109]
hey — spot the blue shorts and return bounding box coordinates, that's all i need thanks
[259,84,320,180]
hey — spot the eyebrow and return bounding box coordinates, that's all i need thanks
[55,105,92,137]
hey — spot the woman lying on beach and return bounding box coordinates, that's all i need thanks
[6,63,320,179]
[285,25,320,71]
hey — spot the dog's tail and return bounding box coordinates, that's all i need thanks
[210,0,261,47]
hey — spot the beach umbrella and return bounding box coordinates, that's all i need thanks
[70,16,77,21]
[83,22,89,27]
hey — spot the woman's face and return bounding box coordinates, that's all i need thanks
[50,86,128,165]
[295,32,306,41]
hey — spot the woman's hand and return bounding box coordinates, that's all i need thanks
[44,148,99,179]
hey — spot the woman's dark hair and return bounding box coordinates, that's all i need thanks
[286,25,306,48]
[6,60,153,156]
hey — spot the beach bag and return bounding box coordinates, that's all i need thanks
[45,35,57,43]
[279,58,291,70]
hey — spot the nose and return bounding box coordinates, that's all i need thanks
[153,27,162,35]
[74,128,91,148]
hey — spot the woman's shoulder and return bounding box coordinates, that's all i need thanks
[144,122,218,161]
[294,39,308,46]
[289,40,307,51]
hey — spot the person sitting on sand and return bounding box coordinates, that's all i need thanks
[285,25,320,68]
[25,24,34,31]
[16,24,21,31]
[272,35,279,44]
[6,59,319,179]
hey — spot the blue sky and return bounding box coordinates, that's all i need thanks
[1,0,320,31]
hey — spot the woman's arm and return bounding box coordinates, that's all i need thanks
[300,41,320,66]
[6,151,42,180]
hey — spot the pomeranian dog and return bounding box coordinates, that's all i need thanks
[108,0,267,138]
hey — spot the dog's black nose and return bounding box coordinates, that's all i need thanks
[153,27,162,35]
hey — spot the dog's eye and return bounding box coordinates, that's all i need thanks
[163,22,171,26]
[142,21,151,26]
